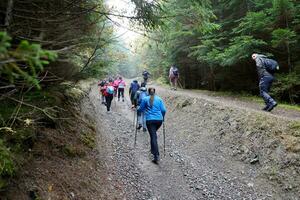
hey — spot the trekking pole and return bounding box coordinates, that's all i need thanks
[133,108,136,127]
[163,122,166,157]
[134,110,138,148]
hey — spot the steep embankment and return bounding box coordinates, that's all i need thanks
[160,86,300,199]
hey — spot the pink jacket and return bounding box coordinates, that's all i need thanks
[118,80,126,88]
[113,80,119,88]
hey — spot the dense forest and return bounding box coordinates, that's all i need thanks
[137,0,300,104]
[0,0,299,195]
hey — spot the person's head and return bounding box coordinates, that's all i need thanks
[119,76,122,80]
[133,80,138,83]
[108,78,113,83]
[252,53,258,60]
[148,87,156,107]
[141,82,146,87]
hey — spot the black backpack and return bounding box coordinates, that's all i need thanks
[262,58,279,74]
[173,68,179,76]
[143,71,149,77]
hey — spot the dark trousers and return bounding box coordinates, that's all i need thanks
[146,120,162,158]
[105,95,113,111]
[130,92,136,105]
[259,76,276,106]
[118,88,124,100]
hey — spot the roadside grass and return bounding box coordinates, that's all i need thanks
[200,90,300,112]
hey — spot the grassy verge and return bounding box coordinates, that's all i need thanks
[199,90,300,112]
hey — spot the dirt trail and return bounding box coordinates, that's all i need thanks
[81,83,300,200]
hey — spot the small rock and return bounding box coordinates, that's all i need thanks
[250,155,259,164]
[247,182,254,187]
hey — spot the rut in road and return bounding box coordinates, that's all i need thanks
[85,84,284,200]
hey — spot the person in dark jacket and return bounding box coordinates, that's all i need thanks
[142,70,150,84]
[137,87,167,164]
[129,80,140,108]
[252,53,277,111]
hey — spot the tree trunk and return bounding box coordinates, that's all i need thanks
[4,0,14,30]
[286,41,292,73]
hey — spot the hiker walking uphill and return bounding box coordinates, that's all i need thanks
[169,65,179,90]
[103,80,115,112]
[129,80,140,108]
[113,77,119,97]
[136,86,148,132]
[98,79,106,104]
[142,69,150,84]
[252,53,278,112]
[138,87,166,164]
[117,77,126,102]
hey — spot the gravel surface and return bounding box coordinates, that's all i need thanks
[81,83,300,200]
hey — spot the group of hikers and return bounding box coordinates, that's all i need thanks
[98,76,126,112]
[97,55,279,164]
[97,70,167,164]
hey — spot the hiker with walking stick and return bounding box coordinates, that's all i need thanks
[137,87,166,164]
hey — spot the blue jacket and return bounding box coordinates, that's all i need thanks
[138,95,166,121]
[129,81,140,94]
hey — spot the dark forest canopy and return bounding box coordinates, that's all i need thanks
[135,0,300,104]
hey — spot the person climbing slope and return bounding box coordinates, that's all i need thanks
[252,53,278,112]
[138,87,166,164]
[117,77,126,102]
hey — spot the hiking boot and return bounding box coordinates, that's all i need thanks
[137,124,142,130]
[122,99,124,102]
[262,105,269,111]
[143,128,147,132]
[152,155,159,164]
[266,102,277,112]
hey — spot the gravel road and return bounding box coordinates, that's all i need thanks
[80,83,300,200]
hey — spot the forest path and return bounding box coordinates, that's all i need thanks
[80,82,300,200]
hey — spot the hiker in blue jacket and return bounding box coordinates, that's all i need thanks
[129,80,140,108]
[136,87,148,132]
[252,53,277,112]
[138,87,166,164]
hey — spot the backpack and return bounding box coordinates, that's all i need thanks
[262,58,279,74]
[172,68,179,77]
[143,71,149,77]
[106,86,114,95]
[131,82,140,93]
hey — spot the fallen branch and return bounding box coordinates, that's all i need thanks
[3,96,69,120]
